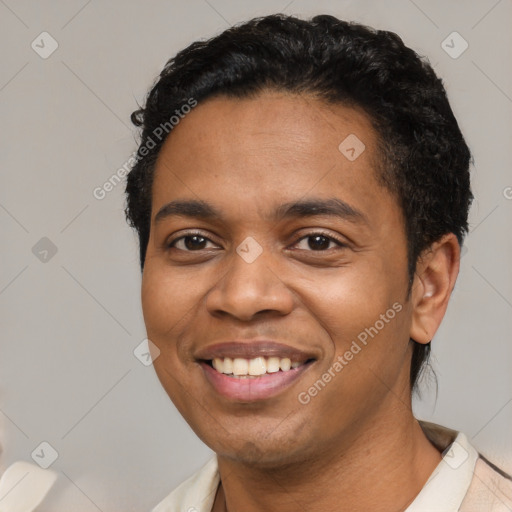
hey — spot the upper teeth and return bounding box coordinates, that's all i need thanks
[212,357,302,376]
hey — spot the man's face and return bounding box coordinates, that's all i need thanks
[141,91,414,467]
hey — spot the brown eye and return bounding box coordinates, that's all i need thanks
[168,234,216,251]
[294,233,346,251]
[307,235,331,250]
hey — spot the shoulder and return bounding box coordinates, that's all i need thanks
[151,456,220,512]
[460,454,512,512]
[415,421,512,512]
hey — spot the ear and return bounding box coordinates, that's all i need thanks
[409,233,461,344]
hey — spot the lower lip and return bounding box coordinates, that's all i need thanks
[200,361,314,402]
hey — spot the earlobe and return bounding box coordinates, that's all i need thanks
[409,233,461,345]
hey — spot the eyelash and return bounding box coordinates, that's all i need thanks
[166,230,347,252]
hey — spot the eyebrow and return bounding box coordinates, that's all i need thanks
[154,198,368,225]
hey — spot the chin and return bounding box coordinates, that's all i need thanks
[208,430,313,469]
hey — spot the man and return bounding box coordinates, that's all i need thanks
[125,14,512,512]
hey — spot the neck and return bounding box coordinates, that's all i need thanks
[212,404,442,512]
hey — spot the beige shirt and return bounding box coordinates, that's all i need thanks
[151,422,512,512]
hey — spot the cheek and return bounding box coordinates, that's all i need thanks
[141,270,170,336]
[297,276,410,427]
[300,261,409,376]
[141,266,208,409]
[141,264,203,336]
[302,261,398,331]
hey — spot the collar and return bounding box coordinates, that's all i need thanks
[152,421,478,512]
[405,421,479,512]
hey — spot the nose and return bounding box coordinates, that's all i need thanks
[205,246,295,321]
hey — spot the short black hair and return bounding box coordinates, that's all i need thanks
[125,13,473,392]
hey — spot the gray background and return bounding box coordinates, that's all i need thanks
[1,0,511,510]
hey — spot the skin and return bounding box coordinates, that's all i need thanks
[141,91,460,511]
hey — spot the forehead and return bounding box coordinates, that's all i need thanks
[150,91,395,228]
[156,91,378,164]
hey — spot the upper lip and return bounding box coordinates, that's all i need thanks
[195,341,317,362]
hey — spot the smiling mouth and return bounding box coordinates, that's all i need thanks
[202,356,316,378]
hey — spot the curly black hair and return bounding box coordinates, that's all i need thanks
[125,13,473,392]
